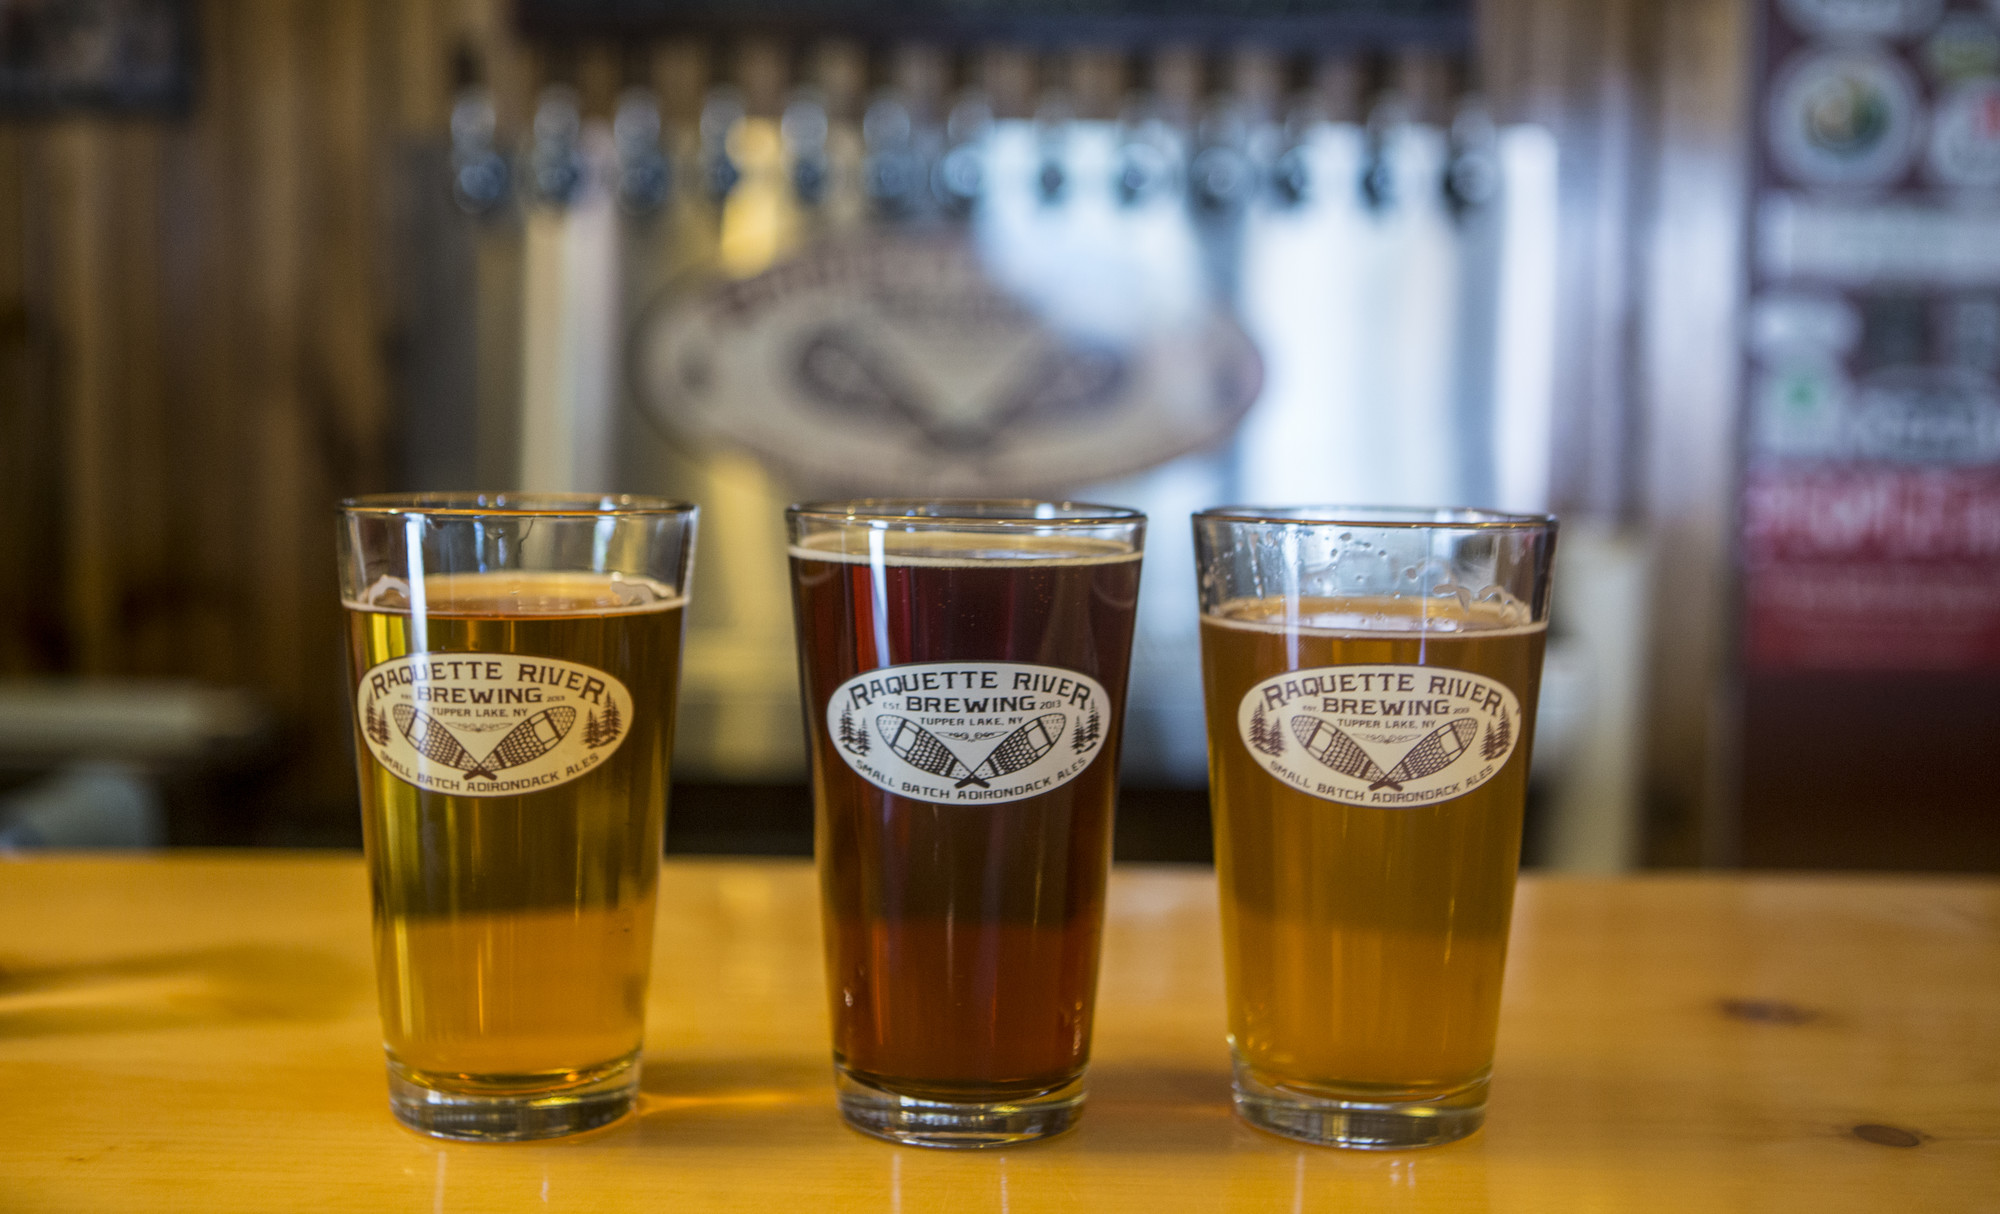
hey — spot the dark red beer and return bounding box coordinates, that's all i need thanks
[788,503,1142,1143]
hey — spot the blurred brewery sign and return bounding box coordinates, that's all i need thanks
[0,0,194,114]
[635,228,1263,494]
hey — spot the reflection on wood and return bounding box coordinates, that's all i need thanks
[0,856,1995,1210]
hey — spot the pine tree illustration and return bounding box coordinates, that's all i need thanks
[594,698,622,746]
[1481,713,1511,760]
[839,708,869,755]
[583,711,603,748]
[365,700,390,746]
[1249,704,1285,757]
[1071,706,1101,753]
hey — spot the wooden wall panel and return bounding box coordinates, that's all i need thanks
[0,0,518,841]
[1483,0,1754,864]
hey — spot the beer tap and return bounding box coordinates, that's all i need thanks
[700,84,745,203]
[1269,56,1330,210]
[448,45,510,217]
[1359,57,1406,213]
[862,90,922,218]
[783,87,832,208]
[934,88,991,217]
[528,83,589,208]
[1034,85,1074,205]
[1190,97,1254,216]
[1269,139,1310,208]
[1443,93,1501,218]
[800,40,870,232]
[1114,104,1179,208]
[1117,47,1197,209]
[613,86,672,216]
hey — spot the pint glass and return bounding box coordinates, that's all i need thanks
[1193,507,1555,1149]
[788,500,1144,1147]
[338,493,697,1140]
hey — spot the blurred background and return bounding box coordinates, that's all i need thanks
[0,0,1992,870]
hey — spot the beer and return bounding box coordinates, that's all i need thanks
[1200,595,1544,1097]
[344,571,684,1099]
[788,507,1143,1145]
[1192,505,1555,1149]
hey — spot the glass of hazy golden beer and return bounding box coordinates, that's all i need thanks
[788,500,1144,1147]
[337,493,697,1140]
[1193,507,1555,1149]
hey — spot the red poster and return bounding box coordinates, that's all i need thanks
[1744,463,2000,669]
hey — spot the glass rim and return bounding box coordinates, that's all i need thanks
[787,498,1145,526]
[339,492,697,519]
[1195,505,1556,530]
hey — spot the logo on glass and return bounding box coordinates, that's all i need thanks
[1237,664,1521,809]
[826,661,1110,805]
[357,652,634,798]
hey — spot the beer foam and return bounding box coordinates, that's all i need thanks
[345,570,686,616]
[1206,594,1545,637]
[790,528,1141,568]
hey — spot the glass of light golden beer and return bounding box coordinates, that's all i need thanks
[1194,507,1555,1149]
[337,493,697,1140]
[788,500,1144,1147]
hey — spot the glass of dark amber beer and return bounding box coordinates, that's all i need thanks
[338,493,697,1140]
[1194,507,1555,1149]
[788,500,1144,1147]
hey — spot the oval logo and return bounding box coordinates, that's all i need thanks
[826,661,1111,805]
[634,236,1262,496]
[1237,665,1522,809]
[357,652,633,798]
[1768,49,1921,187]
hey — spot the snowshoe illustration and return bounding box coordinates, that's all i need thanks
[962,714,1067,788]
[876,711,1071,790]
[876,715,981,785]
[1374,719,1479,791]
[392,704,577,781]
[1291,716,1392,787]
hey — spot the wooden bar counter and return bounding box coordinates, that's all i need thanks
[1,854,1994,1211]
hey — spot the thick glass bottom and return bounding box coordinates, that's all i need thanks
[1231,1054,1487,1150]
[386,1050,640,1141]
[834,1065,1085,1149]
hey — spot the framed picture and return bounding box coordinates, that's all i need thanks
[0,0,195,114]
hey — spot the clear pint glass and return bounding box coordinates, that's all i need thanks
[788,500,1144,1147]
[1194,507,1555,1149]
[338,493,697,1140]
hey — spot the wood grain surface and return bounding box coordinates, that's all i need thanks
[0,855,1993,1212]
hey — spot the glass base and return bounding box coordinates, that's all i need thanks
[387,1051,640,1142]
[833,1065,1085,1149]
[1230,1055,1487,1150]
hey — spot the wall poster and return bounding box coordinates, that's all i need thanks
[1741,0,2000,868]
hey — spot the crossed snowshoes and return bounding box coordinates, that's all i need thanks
[1290,716,1482,791]
[873,713,1068,789]
[391,704,577,781]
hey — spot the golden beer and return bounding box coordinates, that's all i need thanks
[344,570,685,1129]
[1201,595,1544,1102]
[1193,504,1554,1148]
